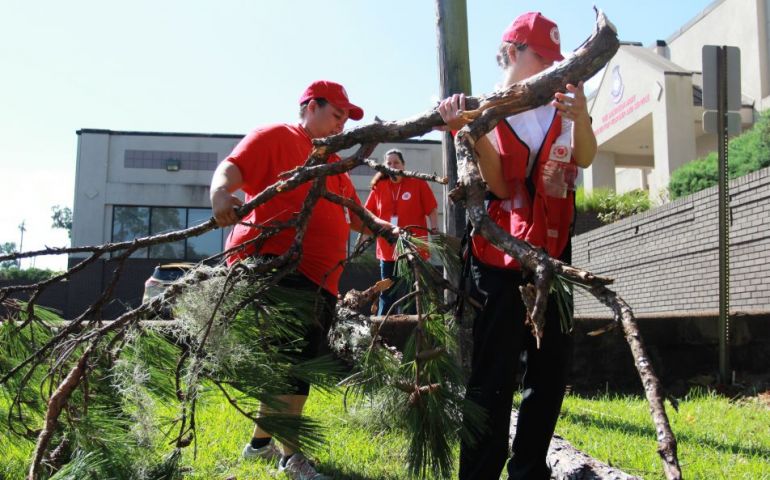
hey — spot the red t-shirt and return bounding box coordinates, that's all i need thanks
[365,177,437,261]
[225,123,361,296]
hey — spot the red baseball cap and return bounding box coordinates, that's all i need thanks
[501,12,564,62]
[298,80,364,121]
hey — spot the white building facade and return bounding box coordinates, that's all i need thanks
[584,0,768,200]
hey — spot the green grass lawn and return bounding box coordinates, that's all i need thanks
[557,390,770,479]
[3,388,769,479]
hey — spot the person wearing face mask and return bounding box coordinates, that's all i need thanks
[364,149,439,315]
[210,80,396,480]
[438,12,597,480]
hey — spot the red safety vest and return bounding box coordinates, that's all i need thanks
[471,111,578,269]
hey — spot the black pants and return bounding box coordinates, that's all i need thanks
[269,270,336,396]
[459,256,572,480]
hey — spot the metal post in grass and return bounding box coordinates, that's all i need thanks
[702,45,741,384]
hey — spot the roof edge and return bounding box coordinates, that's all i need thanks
[75,128,441,144]
[663,0,727,46]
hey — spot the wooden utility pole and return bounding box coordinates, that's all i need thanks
[435,0,473,373]
[435,0,471,238]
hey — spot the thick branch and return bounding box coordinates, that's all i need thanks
[28,345,92,480]
[509,410,641,480]
[322,191,400,244]
[590,286,682,479]
[363,159,448,184]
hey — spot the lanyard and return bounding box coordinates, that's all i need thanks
[390,182,403,215]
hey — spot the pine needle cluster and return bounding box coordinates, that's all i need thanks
[338,232,482,478]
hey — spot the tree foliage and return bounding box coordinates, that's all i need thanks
[0,267,60,282]
[51,206,73,239]
[1,242,18,269]
[668,111,770,199]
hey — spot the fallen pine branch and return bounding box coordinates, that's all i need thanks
[1,8,682,479]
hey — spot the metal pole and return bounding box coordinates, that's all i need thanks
[717,46,731,384]
[18,220,26,268]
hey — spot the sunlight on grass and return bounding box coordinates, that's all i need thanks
[2,387,768,479]
[557,390,770,480]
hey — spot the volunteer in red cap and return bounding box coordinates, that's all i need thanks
[210,79,392,479]
[438,12,597,480]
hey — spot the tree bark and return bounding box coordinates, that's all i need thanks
[510,411,641,480]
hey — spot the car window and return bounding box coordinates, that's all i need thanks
[153,267,188,282]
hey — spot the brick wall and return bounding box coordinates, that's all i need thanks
[573,166,770,319]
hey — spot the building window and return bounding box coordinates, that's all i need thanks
[187,208,222,260]
[112,206,149,258]
[124,150,218,171]
[111,206,224,260]
[149,207,186,259]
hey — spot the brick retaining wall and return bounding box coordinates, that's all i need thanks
[573,167,770,319]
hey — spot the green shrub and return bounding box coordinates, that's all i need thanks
[575,186,613,213]
[0,267,60,283]
[596,189,651,224]
[669,111,770,199]
[575,186,651,224]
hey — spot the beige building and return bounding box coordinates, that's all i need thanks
[584,0,768,200]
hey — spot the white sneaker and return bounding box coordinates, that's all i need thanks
[242,439,281,463]
[279,452,331,480]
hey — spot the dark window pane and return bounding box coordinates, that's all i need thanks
[112,206,149,258]
[149,207,185,259]
[186,208,221,260]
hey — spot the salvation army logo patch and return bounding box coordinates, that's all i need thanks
[550,27,560,45]
[401,191,412,201]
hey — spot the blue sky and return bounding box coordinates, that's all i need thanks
[0,0,714,269]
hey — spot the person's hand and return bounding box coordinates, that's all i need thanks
[553,81,590,125]
[437,93,470,131]
[211,187,243,227]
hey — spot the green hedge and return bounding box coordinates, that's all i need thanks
[0,267,60,283]
[575,186,651,224]
[668,111,770,199]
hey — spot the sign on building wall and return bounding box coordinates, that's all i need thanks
[592,63,653,138]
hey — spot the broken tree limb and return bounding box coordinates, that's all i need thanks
[589,286,682,480]
[28,345,93,480]
[509,410,641,480]
[362,158,448,185]
[3,9,682,479]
